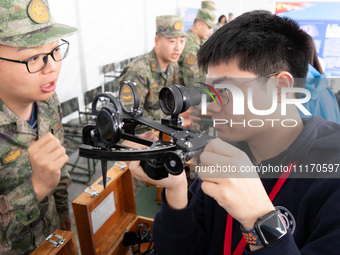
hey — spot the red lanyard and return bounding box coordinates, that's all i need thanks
[223,161,299,255]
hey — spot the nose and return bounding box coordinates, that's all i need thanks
[174,40,180,51]
[177,40,186,53]
[207,101,222,113]
[41,54,59,74]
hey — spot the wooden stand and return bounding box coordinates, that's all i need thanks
[72,165,154,255]
[31,230,78,255]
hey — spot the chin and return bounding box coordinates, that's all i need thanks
[38,92,55,102]
[216,128,245,143]
[169,58,179,63]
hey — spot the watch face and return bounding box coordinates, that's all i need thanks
[256,211,287,247]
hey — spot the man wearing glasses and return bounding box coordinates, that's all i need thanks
[127,10,340,254]
[0,0,77,254]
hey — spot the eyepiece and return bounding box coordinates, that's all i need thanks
[163,151,184,175]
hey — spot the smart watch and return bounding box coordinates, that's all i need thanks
[240,209,287,247]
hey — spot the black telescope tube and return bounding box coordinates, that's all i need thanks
[159,85,213,115]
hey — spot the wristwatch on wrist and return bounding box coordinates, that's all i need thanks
[240,209,287,247]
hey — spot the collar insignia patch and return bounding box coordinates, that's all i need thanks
[3,149,21,164]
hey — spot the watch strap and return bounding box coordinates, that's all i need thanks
[240,209,287,247]
[240,225,263,246]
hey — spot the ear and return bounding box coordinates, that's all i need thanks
[195,20,203,29]
[275,71,294,103]
[154,36,159,48]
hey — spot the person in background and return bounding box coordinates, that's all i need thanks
[0,0,77,254]
[178,4,217,87]
[200,1,217,42]
[178,2,217,128]
[214,14,227,32]
[118,15,187,120]
[201,0,216,10]
[228,12,234,22]
[300,34,340,123]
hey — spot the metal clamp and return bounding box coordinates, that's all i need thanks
[84,186,99,197]
[114,161,127,170]
[46,233,65,248]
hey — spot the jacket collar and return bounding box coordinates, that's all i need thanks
[188,29,201,46]
[150,48,164,73]
[0,96,53,134]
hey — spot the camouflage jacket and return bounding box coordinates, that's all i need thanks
[118,49,180,120]
[178,29,207,87]
[0,93,70,255]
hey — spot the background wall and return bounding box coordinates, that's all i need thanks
[48,0,335,114]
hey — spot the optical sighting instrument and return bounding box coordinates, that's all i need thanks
[79,81,213,188]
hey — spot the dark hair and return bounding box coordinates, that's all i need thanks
[218,15,226,24]
[306,34,325,75]
[197,10,312,87]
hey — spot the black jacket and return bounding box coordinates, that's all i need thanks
[153,117,340,254]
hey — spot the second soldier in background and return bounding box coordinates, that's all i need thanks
[178,1,217,87]
[118,15,187,120]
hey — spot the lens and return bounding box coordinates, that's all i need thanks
[96,107,121,146]
[97,113,113,143]
[159,86,183,115]
[120,83,135,112]
[162,90,175,114]
[82,124,96,146]
[119,81,140,114]
[27,54,45,73]
[216,88,230,105]
[26,41,69,73]
[53,42,69,62]
[159,85,209,115]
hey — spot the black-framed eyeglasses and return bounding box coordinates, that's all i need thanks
[204,72,279,106]
[0,39,69,74]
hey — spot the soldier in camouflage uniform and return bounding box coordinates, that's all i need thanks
[201,0,216,10]
[178,2,217,87]
[200,1,216,44]
[0,0,77,254]
[118,15,187,120]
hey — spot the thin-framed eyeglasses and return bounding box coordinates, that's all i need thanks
[212,72,279,105]
[0,39,69,74]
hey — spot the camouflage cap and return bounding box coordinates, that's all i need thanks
[156,15,187,38]
[201,1,216,11]
[196,8,218,29]
[0,0,78,47]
